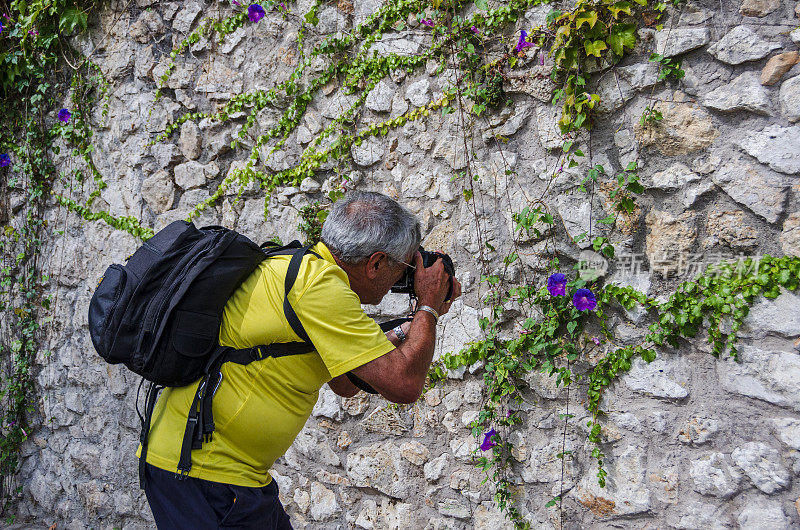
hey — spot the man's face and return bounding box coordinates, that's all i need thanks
[365,252,413,306]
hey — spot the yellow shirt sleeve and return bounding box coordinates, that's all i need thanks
[293,263,395,379]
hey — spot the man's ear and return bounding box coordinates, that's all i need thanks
[365,252,385,279]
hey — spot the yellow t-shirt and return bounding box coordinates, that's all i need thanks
[141,242,394,486]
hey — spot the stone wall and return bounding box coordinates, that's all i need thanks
[7,0,800,528]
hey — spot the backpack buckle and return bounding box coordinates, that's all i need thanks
[252,346,265,360]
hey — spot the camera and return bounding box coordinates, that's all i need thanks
[391,248,456,300]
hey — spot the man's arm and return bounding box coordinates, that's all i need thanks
[327,323,410,398]
[350,256,461,404]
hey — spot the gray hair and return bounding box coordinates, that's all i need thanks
[321,191,421,265]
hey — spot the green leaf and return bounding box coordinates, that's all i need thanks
[474,0,488,9]
[609,1,632,18]
[567,321,577,334]
[607,23,637,56]
[584,39,608,58]
[574,10,598,29]
[545,496,561,508]
[304,11,319,25]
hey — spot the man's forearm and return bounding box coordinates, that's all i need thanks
[395,310,437,386]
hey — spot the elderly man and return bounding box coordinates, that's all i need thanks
[141,191,461,528]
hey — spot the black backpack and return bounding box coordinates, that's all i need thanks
[88,220,321,487]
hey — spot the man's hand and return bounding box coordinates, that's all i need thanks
[412,251,462,315]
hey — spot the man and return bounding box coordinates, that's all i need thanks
[141,191,462,528]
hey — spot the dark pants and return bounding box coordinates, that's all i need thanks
[144,463,293,529]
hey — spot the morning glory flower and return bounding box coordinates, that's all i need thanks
[0,154,10,167]
[573,288,597,311]
[480,428,497,451]
[58,108,71,124]
[547,273,567,296]
[231,0,241,5]
[248,4,265,22]
[471,25,480,35]
[515,29,533,53]
[421,18,434,27]
[28,29,38,37]
[0,21,4,35]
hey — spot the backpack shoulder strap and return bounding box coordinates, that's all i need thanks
[283,245,314,343]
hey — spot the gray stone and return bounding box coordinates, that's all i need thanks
[740,0,781,17]
[597,62,661,112]
[792,27,800,45]
[690,453,742,498]
[346,443,412,498]
[705,209,759,250]
[779,74,800,122]
[645,210,698,276]
[707,26,781,65]
[654,28,711,57]
[423,453,449,482]
[623,357,690,399]
[311,386,342,421]
[351,136,385,167]
[401,172,433,199]
[643,162,702,190]
[717,345,800,412]
[572,444,650,516]
[141,169,175,214]
[535,104,563,150]
[179,121,201,160]
[761,52,799,85]
[503,65,555,102]
[437,500,470,519]
[400,441,429,465]
[780,212,800,256]
[406,79,431,108]
[290,428,340,467]
[744,292,800,338]
[635,99,718,155]
[677,416,719,445]
[129,10,165,44]
[322,92,359,119]
[172,2,201,34]
[737,497,791,529]
[432,136,466,170]
[771,417,800,450]
[737,125,800,175]
[732,443,790,494]
[299,177,320,193]
[556,200,593,249]
[309,482,338,521]
[173,160,219,190]
[366,80,394,113]
[713,161,788,223]
[702,72,771,114]
[670,501,733,529]
[368,37,422,57]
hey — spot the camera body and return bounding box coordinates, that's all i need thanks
[391,248,456,300]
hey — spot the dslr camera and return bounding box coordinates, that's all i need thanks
[391,248,456,301]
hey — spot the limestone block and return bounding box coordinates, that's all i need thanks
[596,62,661,112]
[732,442,790,494]
[761,52,799,85]
[365,80,394,113]
[400,171,433,198]
[431,135,466,170]
[179,121,201,160]
[707,26,781,65]
[309,482,338,521]
[346,442,413,498]
[780,74,800,122]
[129,10,165,43]
[668,501,733,529]
[654,27,711,57]
[406,78,431,107]
[712,162,788,223]
[437,500,470,519]
[780,212,800,256]
[572,445,650,517]
[474,502,514,529]
[535,104,563,150]
[134,45,156,80]
[503,65,555,102]
[622,357,690,399]
[793,27,800,45]
[172,2,201,34]
[689,452,743,498]
[739,0,780,17]
[368,37,422,57]
[361,405,407,434]
[717,345,800,411]
[424,453,449,482]
[645,210,698,276]
[449,435,477,460]
[351,136,385,167]
[677,416,719,445]
[173,160,219,190]
[643,162,702,190]
[743,291,800,338]
[140,169,174,214]
[341,393,370,416]
[400,440,430,465]
[737,124,800,175]
[311,385,343,421]
[771,417,800,450]
[289,427,340,467]
[556,200,593,250]
[705,209,759,250]
[702,72,771,114]
[522,439,581,487]
[636,100,717,155]
[737,498,791,529]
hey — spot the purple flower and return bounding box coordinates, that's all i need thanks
[232,0,241,5]
[480,428,497,451]
[0,21,4,35]
[248,4,266,22]
[514,29,533,53]
[58,108,71,124]
[573,288,597,311]
[591,336,601,346]
[547,273,567,296]
[28,29,38,37]
[0,154,10,167]
[540,52,545,66]
[421,18,434,27]
[470,25,480,35]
